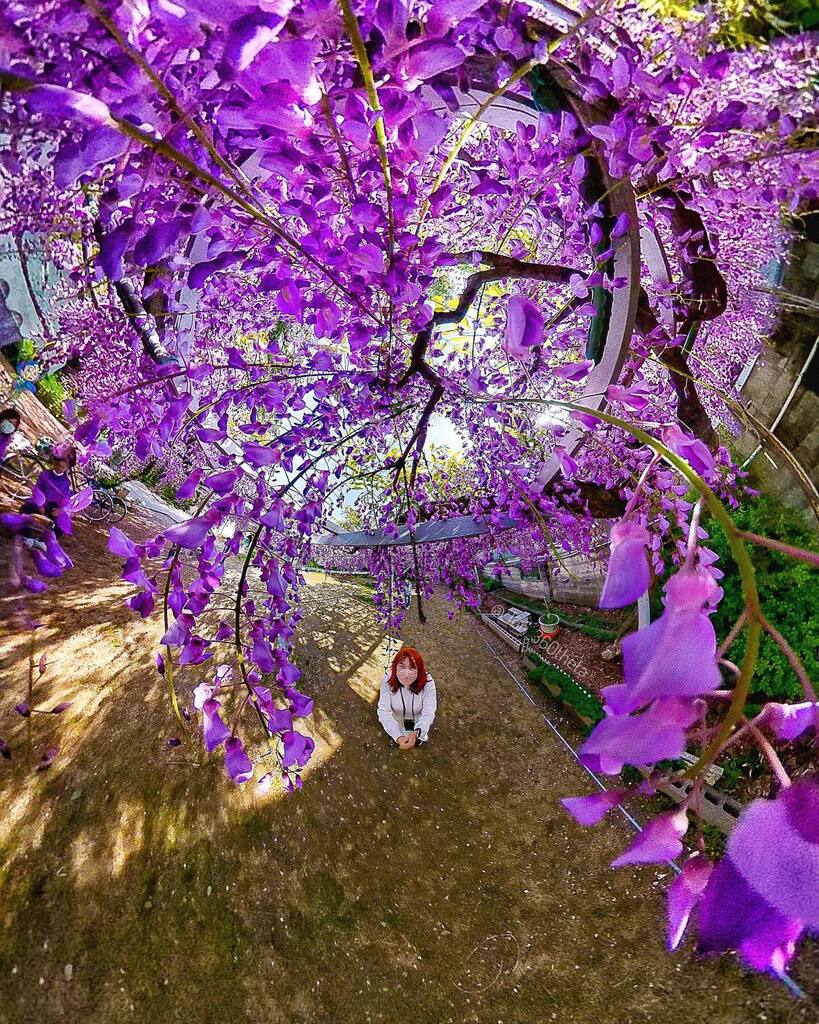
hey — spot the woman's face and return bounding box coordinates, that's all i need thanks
[53,458,69,476]
[396,657,418,688]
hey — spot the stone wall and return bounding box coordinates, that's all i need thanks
[734,228,819,512]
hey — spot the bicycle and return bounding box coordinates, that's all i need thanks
[0,447,48,504]
[77,470,128,524]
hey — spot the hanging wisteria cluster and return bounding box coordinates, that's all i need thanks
[1,0,818,984]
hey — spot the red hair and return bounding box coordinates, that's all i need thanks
[388,647,428,694]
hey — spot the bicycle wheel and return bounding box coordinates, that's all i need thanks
[108,495,128,524]
[0,451,46,503]
[82,489,114,523]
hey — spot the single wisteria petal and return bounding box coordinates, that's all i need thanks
[561,788,625,826]
[163,515,214,549]
[224,736,254,784]
[667,855,713,950]
[281,730,315,769]
[554,447,578,478]
[257,772,274,794]
[176,469,202,501]
[606,382,652,411]
[726,779,819,929]
[662,424,715,476]
[202,698,231,753]
[579,697,701,774]
[504,295,544,359]
[220,7,293,76]
[600,520,651,608]
[108,526,137,558]
[766,702,819,742]
[193,682,214,710]
[26,84,111,124]
[696,858,803,973]
[252,638,276,673]
[285,687,314,718]
[611,810,688,867]
[552,360,594,382]
[14,702,31,717]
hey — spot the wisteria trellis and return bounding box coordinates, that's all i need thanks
[1,0,818,985]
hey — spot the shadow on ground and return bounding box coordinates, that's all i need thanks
[1,525,816,1024]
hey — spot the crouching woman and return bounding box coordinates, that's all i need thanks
[377,647,437,750]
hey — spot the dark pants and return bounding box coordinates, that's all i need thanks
[20,500,63,538]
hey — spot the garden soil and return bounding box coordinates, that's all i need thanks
[1,510,816,1024]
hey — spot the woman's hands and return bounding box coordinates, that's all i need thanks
[396,732,417,750]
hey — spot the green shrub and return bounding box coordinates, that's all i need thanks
[708,495,818,704]
[527,652,604,730]
[36,373,68,419]
[17,338,37,361]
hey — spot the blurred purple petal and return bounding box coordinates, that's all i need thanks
[600,520,650,608]
[668,855,713,950]
[163,515,213,549]
[696,858,802,972]
[224,736,254,784]
[579,697,700,774]
[37,745,59,771]
[26,84,110,124]
[108,527,137,558]
[202,698,231,753]
[282,730,315,769]
[552,360,593,382]
[662,424,715,476]
[504,295,544,359]
[611,809,688,867]
[561,788,625,826]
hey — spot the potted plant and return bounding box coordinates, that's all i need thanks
[538,611,560,640]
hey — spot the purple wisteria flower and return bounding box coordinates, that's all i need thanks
[504,295,544,359]
[561,788,626,826]
[662,424,715,476]
[552,360,593,382]
[667,855,714,951]
[36,745,59,771]
[601,568,722,715]
[765,702,819,742]
[611,810,688,868]
[578,697,702,774]
[693,779,819,974]
[224,737,253,784]
[282,730,315,769]
[202,698,231,752]
[599,520,651,608]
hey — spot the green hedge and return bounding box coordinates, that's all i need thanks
[708,495,819,704]
[527,653,605,730]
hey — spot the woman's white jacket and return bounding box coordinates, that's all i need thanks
[377,674,437,742]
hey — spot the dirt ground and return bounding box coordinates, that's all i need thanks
[1,512,817,1024]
